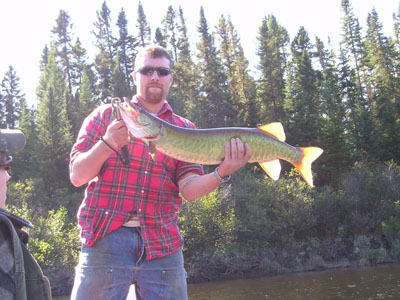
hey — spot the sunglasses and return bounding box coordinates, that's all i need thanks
[0,155,12,172]
[0,163,11,171]
[137,66,172,77]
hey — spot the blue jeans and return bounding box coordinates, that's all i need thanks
[71,226,188,300]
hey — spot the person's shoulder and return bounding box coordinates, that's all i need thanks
[90,103,113,117]
[171,113,197,129]
[0,210,14,230]
[161,101,197,128]
[81,103,113,127]
[0,209,33,229]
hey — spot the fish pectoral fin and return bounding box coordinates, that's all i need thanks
[259,160,281,181]
[149,141,157,160]
[257,123,286,142]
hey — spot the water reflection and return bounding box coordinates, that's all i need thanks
[55,264,400,300]
[188,264,400,300]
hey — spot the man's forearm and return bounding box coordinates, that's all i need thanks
[180,171,221,201]
[70,140,113,187]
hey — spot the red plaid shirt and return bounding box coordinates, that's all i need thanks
[70,98,204,260]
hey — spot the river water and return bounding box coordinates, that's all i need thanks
[188,263,400,300]
[56,263,400,299]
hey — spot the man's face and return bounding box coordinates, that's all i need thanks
[0,167,10,209]
[132,56,173,106]
[0,153,11,209]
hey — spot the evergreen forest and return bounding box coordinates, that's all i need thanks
[1,0,400,296]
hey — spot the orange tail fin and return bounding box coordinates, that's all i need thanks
[293,147,323,187]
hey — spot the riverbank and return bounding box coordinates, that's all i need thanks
[184,233,399,284]
[187,263,400,300]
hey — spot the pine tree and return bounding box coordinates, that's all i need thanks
[51,10,88,141]
[35,45,74,198]
[111,53,131,99]
[51,10,74,97]
[216,15,256,126]
[340,0,374,159]
[0,66,23,129]
[159,5,186,114]
[136,1,151,46]
[256,15,289,124]
[78,65,98,124]
[393,2,400,50]
[284,27,322,147]
[92,1,115,103]
[69,38,90,136]
[71,38,88,87]
[161,6,179,62]
[39,45,49,73]
[196,7,231,128]
[14,99,38,178]
[315,38,352,184]
[341,0,365,98]
[172,6,200,120]
[364,9,400,160]
[115,8,138,95]
[393,4,400,135]
[393,4,400,83]
[154,27,167,48]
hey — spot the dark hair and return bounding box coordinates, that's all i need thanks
[135,45,172,68]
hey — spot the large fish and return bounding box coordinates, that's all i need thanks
[115,98,323,187]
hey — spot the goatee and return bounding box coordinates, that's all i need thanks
[145,85,164,104]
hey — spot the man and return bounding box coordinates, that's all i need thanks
[0,129,52,300]
[69,45,252,300]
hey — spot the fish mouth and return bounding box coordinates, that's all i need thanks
[143,131,161,141]
[120,101,139,116]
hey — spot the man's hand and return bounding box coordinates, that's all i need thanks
[70,120,129,187]
[102,120,130,150]
[179,138,252,201]
[217,138,252,178]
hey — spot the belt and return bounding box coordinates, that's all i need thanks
[123,215,140,227]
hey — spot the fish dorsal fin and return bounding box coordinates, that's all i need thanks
[257,122,286,142]
[259,160,281,181]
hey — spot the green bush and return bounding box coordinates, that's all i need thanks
[9,202,80,296]
[179,189,236,256]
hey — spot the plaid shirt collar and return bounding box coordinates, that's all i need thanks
[131,96,173,119]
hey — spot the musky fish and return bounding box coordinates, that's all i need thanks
[115,99,323,187]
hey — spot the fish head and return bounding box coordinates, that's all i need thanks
[117,100,162,140]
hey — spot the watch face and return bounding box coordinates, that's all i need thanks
[215,167,231,184]
[221,175,231,184]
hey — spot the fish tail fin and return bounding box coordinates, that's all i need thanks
[293,147,323,187]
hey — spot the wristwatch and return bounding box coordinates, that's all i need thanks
[214,166,231,184]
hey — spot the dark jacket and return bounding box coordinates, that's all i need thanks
[0,210,52,300]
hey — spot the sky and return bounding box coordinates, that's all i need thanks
[0,0,398,106]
